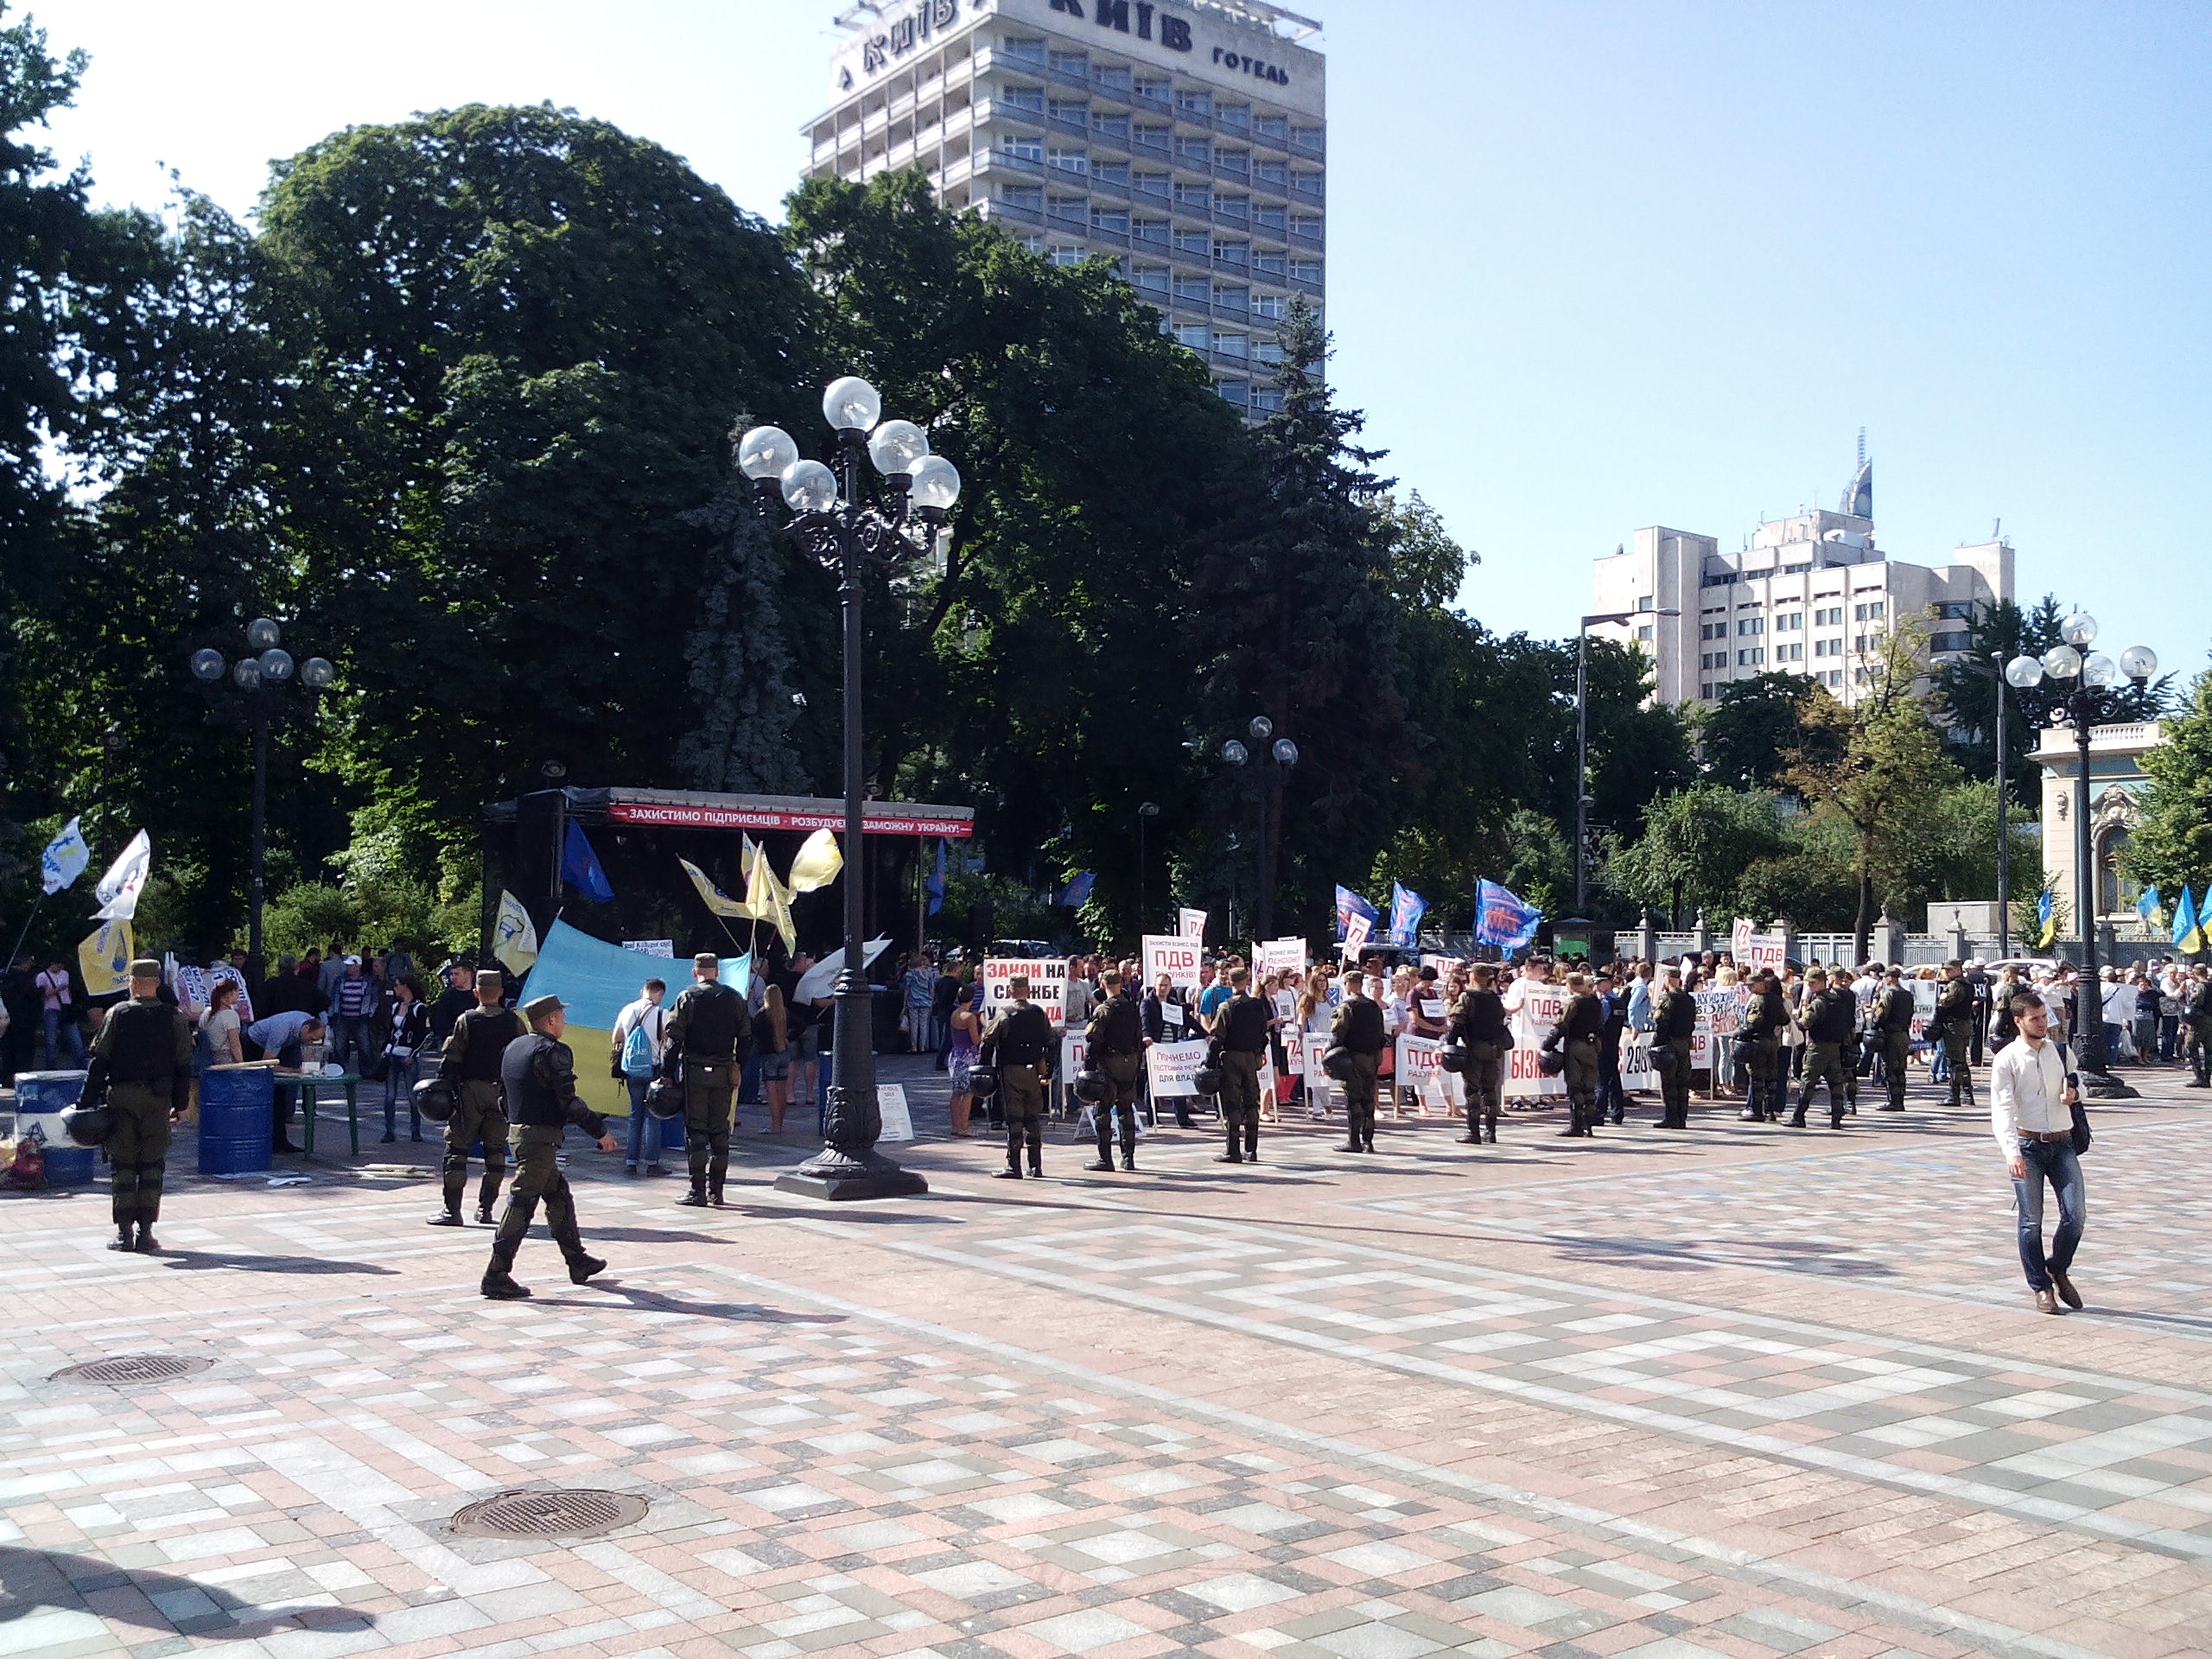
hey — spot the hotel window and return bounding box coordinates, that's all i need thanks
[1018,234,1046,254]
[1174,135,1212,166]
[1291,124,1324,149]
[1737,617,1764,636]
[1289,256,1322,282]
[1135,123,1172,151]
[1217,194,1250,221]
[1132,265,1169,294]
[1048,98,1089,125]
[1637,625,1654,641]
[1253,112,1287,141]
[1133,169,1169,197]
[1048,147,1088,172]
[1215,238,1249,264]
[1217,101,1251,129]
[1134,76,1170,105]
[1250,385,1284,413]
[1174,322,1209,349]
[1253,292,1286,318]
[1090,206,1129,234]
[1252,202,1287,230]
[1177,89,1213,118]
[1214,333,1249,359]
[1254,158,1287,187]
[1214,283,1248,311]
[1173,226,1210,255]
[1132,217,1168,245]
[1217,379,1248,406]
[999,185,1043,210]
[1217,148,1250,177]
[1047,194,1086,223]
[1776,611,1802,631]
[1094,161,1129,188]
[1777,642,1803,662]
[1174,181,1211,210]
[1001,84,1045,111]
[1090,111,1129,143]
[1001,35,1046,60]
[1290,213,1323,238]
[1049,48,1087,75]
[1173,273,1210,304]
[1253,339,1282,364]
[1047,245,1084,267]
[1291,169,1324,199]
[1092,62,1131,94]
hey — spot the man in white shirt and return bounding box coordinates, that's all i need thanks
[1989,991,2085,1316]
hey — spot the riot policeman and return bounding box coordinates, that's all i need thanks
[1793,969,1856,1128]
[429,967,522,1225]
[80,960,194,1253]
[1211,967,1272,1164]
[1738,969,1787,1122]
[664,952,753,1207]
[1936,961,1977,1106]
[480,995,620,1300]
[1651,967,1697,1128]
[1451,963,1509,1145]
[981,975,1054,1179]
[1330,972,1388,1153]
[1875,968,1916,1111]
[1084,970,1145,1171]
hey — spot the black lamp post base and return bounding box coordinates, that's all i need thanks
[774,1148,930,1203]
[2078,1069,2139,1101]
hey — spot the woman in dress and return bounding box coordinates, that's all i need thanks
[946,982,983,1137]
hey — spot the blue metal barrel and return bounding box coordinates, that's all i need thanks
[198,1066,273,1175]
[15,1071,94,1185]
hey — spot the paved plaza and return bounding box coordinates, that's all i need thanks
[4,1065,2211,1658]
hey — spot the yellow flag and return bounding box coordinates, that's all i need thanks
[79,918,132,996]
[739,836,771,921]
[760,861,799,957]
[493,889,539,976]
[786,829,844,894]
[680,856,747,918]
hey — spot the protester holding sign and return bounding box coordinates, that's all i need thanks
[1141,973,1198,1129]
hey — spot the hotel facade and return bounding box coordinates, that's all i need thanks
[804,0,1325,415]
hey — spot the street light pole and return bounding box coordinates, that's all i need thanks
[189,622,334,986]
[2002,616,2155,1099]
[1577,608,1681,913]
[740,380,960,1201]
[1994,650,2011,960]
[1222,716,1299,943]
[1137,802,1160,936]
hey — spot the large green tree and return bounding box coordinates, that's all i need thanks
[2121,646,2212,912]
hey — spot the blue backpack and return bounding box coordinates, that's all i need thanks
[621,1016,658,1079]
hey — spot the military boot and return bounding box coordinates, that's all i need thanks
[567,1253,608,1285]
[106,1223,134,1252]
[481,1243,530,1300]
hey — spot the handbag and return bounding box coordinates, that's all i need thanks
[2059,1043,2090,1154]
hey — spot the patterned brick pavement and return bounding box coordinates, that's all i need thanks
[2,1058,2208,1656]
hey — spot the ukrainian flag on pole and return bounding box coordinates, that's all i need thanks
[2177,884,2206,955]
[2037,887,2057,949]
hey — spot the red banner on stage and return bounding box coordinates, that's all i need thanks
[607,801,973,838]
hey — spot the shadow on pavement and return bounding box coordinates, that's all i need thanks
[0,1541,373,1639]
[552,1282,845,1324]
[157,1252,399,1275]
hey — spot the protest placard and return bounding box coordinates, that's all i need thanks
[982,957,1068,1027]
[1620,1027,1656,1092]
[1141,934,1202,995]
[1178,907,1207,941]
[1256,937,1307,978]
[1145,1037,1211,1097]
[876,1083,913,1142]
[1503,982,1567,1100]
[1730,918,1786,975]
[1395,1033,1446,1103]
[1691,987,1743,1069]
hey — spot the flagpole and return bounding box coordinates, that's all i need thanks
[5,895,45,966]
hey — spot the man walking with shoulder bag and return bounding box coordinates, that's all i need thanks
[1991,990,2086,1316]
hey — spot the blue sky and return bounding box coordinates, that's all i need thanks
[34,0,2212,683]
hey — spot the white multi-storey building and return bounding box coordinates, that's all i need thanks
[1589,455,2015,709]
[803,0,1325,415]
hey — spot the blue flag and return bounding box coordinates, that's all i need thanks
[561,819,615,904]
[1473,879,1542,950]
[927,839,947,917]
[1335,884,1381,941]
[1060,870,1096,908]
[1389,881,1427,948]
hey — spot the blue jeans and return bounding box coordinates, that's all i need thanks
[2012,1139,2085,1292]
[42,1009,86,1069]
[382,1052,421,1136]
[625,1077,663,1166]
[331,1014,372,1074]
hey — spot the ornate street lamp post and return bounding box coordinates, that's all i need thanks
[188,620,335,984]
[1222,715,1299,941]
[2001,613,2156,1098]
[740,378,960,1200]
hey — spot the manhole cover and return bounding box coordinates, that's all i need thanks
[49,1355,214,1386]
[451,1489,649,1540]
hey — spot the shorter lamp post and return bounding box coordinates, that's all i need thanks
[1577,608,1681,911]
[737,377,960,1200]
[188,621,334,984]
[1938,647,2028,958]
[1222,715,1299,942]
[2000,613,2155,1098]
[1136,802,1160,935]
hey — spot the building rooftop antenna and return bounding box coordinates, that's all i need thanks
[1858,426,1866,468]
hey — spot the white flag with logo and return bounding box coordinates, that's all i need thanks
[41,816,90,895]
[493,889,540,975]
[93,830,151,920]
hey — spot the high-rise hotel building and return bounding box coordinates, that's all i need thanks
[803,0,1325,415]
[1588,454,2016,710]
